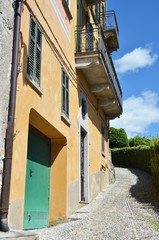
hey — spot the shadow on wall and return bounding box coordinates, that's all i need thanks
[129,168,159,215]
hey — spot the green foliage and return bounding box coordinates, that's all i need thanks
[112,146,151,174]
[110,127,129,149]
[129,136,151,147]
[150,138,159,191]
[142,136,151,146]
[129,136,143,147]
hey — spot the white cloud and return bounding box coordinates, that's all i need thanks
[115,46,158,74]
[111,90,159,138]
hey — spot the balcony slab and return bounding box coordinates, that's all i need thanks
[75,51,122,117]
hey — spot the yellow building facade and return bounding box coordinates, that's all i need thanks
[7,0,122,229]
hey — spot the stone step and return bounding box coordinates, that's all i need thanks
[0,230,39,240]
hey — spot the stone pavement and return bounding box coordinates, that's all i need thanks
[1,167,159,239]
[33,168,159,240]
[0,230,38,240]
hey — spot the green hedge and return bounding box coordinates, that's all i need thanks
[150,138,159,191]
[111,145,151,174]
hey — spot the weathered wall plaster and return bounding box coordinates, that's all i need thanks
[0,0,14,172]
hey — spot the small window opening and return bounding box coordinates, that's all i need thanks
[82,99,86,119]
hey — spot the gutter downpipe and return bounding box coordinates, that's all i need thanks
[0,0,23,232]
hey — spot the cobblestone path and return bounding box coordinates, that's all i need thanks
[33,168,159,240]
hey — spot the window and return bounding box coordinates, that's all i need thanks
[27,14,42,86]
[101,124,105,154]
[82,99,87,119]
[62,0,72,20]
[62,68,69,118]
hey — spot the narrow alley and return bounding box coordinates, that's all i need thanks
[33,168,159,240]
[1,167,159,239]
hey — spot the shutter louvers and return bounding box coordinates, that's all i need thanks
[28,39,35,76]
[36,48,41,82]
[31,18,36,38]
[62,86,66,112]
[66,76,69,117]
[37,27,42,47]
[62,69,69,118]
[27,15,42,86]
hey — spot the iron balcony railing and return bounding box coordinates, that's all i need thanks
[100,28,122,110]
[98,10,119,44]
[75,24,122,110]
[75,24,99,53]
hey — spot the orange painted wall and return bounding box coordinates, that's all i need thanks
[9,0,109,229]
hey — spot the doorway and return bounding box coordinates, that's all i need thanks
[23,126,51,229]
[80,129,86,201]
[78,92,89,203]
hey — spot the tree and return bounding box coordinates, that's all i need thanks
[129,136,143,147]
[109,127,129,149]
[142,136,151,146]
[129,136,151,147]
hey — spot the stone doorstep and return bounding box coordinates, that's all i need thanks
[0,230,39,240]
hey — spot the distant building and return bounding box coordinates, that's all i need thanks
[0,0,122,230]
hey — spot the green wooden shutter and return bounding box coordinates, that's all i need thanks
[27,15,42,86]
[35,26,42,84]
[62,68,69,118]
[66,75,69,117]
[28,16,36,77]
[62,69,66,113]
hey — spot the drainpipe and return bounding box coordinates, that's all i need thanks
[0,0,23,232]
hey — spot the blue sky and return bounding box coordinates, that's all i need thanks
[108,0,159,138]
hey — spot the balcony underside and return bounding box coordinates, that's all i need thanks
[86,0,104,6]
[75,51,122,119]
[104,29,119,52]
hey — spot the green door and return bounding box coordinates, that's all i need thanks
[23,127,51,229]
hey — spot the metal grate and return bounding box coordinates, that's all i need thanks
[75,24,99,53]
[99,10,119,34]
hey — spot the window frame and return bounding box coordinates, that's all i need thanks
[62,68,69,119]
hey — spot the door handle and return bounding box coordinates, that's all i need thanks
[28,215,31,222]
[30,169,34,177]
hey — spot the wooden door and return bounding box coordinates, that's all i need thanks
[23,127,51,229]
